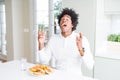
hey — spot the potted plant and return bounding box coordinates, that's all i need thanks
[107,34,120,42]
[107,33,120,52]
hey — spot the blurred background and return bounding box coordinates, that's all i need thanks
[0,0,120,80]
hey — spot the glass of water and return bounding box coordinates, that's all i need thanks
[20,58,27,71]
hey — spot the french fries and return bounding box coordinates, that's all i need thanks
[29,64,53,75]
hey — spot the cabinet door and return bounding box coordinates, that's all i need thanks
[94,57,120,80]
[104,0,120,14]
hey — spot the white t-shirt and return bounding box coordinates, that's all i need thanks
[38,31,94,75]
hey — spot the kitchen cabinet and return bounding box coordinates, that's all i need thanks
[94,56,120,80]
[104,0,120,14]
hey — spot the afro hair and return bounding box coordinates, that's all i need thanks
[57,8,79,31]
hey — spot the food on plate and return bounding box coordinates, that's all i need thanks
[29,64,53,75]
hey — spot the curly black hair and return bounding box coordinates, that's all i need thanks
[57,8,79,31]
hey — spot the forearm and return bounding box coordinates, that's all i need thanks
[38,50,51,65]
[81,50,94,70]
[38,44,52,65]
[39,43,44,50]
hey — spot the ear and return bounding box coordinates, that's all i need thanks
[71,24,74,28]
[72,26,73,28]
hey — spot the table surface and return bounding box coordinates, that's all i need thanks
[0,60,97,80]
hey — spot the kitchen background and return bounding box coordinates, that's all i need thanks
[0,0,120,80]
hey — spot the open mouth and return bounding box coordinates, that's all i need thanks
[63,24,67,27]
[61,24,67,27]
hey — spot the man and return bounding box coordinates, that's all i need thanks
[38,8,95,79]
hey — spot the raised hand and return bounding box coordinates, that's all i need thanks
[38,30,46,50]
[76,32,84,56]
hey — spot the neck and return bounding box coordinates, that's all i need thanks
[61,31,72,38]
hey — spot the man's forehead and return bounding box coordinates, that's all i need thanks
[62,14,71,19]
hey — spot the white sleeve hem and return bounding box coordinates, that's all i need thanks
[81,54,95,70]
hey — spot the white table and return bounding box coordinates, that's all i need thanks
[0,60,97,80]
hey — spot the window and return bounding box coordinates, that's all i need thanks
[33,0,62,63]
[0,0,6,56]
[54,0,62,34]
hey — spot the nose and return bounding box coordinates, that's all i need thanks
[63,19,67,22]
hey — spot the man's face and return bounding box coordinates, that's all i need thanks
[60,14,73,33]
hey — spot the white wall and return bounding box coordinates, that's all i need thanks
[62,0,96,77]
